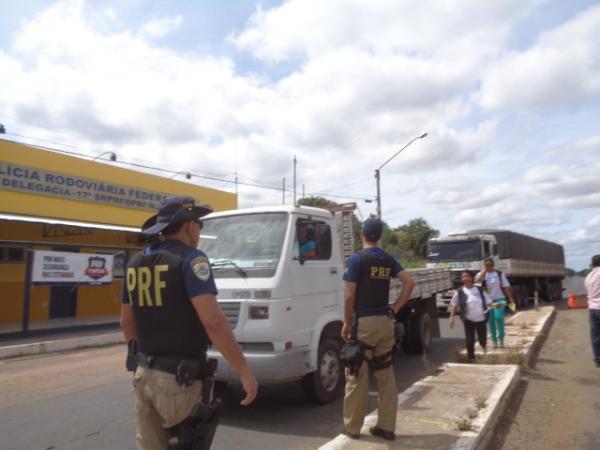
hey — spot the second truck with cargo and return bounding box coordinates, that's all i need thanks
[426,229,565,312]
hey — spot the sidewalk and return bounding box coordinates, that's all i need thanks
[458,306,555,366]
[321,364,520,450]
[320,306,556,450]
[0,327,123,359]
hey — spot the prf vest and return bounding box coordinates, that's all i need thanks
[125,241,209,360]
[355,249,395,309]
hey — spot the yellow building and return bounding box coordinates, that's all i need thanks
[0,139,236,333]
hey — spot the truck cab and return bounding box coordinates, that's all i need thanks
[200,205,345,403]
[426,232,498,312]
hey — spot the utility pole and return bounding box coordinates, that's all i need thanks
[375,169,382,219]
[302,184,305,199]
[293,156,297,205]
[282,177,286,205]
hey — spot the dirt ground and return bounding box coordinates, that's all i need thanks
[489,302,600,450]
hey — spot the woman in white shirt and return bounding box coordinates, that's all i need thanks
[450,270,493,362]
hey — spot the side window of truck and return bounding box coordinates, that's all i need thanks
[483,241,490,257]
[295,220,332,260]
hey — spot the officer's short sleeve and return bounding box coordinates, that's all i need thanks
[500,272,510,287]
[390,257,404,278]
[183,249,218,298]
[343,253,361,283]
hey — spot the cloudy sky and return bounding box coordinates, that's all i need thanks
[1,0,599,269]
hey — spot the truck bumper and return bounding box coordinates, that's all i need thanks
[206,347,308,383]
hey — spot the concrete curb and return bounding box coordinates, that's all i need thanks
[320,364,520,450]
[451,364,520,450]
[508,307,556,367]
[0,332,125,360]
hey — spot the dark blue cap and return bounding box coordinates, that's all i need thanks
[141,195,213,235]
[362,218,383,241]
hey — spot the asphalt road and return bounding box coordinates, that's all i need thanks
[0,319,464,450]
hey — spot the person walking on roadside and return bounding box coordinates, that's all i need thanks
[341,218,415,442]
[475,258,515,348]
[450,270,493,362]
[584,254,600,368]
[120,196,258,450]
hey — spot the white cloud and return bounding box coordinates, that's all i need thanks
[1,0,599,270]
[233,0,541,63]
[479,4,600,112]
[141,16,182,39]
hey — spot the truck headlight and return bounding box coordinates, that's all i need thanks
[249,306,269,320]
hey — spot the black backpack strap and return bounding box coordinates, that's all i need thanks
[476,286,486,311]
[496,270,508,298]
[457,288,467,315]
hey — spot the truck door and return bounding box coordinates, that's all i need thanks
[289,218,341,347]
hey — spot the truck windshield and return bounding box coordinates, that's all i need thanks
[200,212,288,278]
[427,240,482,262]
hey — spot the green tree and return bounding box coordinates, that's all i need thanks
[394,218,439,259]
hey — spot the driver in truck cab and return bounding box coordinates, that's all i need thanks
[341,218,415,441]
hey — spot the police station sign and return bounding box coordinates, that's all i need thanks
[32,250,115,284]
[0,161,170,211]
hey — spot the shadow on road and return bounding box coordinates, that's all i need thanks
[216,337,463,438]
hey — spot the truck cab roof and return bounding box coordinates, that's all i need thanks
[204,205,333,221]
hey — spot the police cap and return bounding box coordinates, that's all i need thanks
[141,195,213,235]
[362,218,383,242]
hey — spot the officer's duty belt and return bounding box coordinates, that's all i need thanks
[137,353,216,380]
[355,306,393,318]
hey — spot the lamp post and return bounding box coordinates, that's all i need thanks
[92,151,117,162]
[375,132,427,219]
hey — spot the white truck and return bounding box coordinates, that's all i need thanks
[427,229,566,312]
[200,205,452,403]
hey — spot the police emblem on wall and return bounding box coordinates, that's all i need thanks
[84,256,109,280]
[191,256,211,281]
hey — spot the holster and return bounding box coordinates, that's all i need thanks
[340,314,364,376]
[126,340,138,372]
[167,368,223,450]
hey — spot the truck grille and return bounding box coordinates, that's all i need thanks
[451,271,463,284]
[219,302,241,329]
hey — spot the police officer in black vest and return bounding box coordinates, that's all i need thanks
[120,196,258,450]
[341,218,415,441]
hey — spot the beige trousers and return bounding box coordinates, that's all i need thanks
[133,366,203,450]
[343,315,397,434]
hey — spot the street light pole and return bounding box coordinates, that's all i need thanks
[375,132,427,219]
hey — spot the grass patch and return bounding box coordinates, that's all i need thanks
[475,396,487,410]
[455,418,475,432]
[466,408,478,419]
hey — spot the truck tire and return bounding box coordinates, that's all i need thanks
[521,286,529,307]
[301,338,344,404]
[401,313,432,354]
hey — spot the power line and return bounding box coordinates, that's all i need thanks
[2,132,374,202]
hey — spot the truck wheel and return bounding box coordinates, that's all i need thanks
[301,338,343,404]
[401,313,432,354]
[521,286,530,307]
